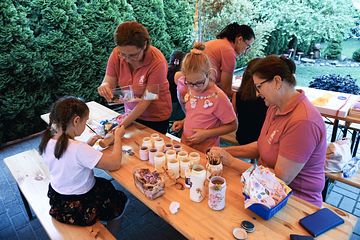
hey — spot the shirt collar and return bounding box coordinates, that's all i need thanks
[275,89,305,116]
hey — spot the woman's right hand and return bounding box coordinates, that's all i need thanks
[172,120,184,132]
[97,82,113,102]
[210,147,234,167]
[114,125,125,139]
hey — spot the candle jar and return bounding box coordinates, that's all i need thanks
[165,149,177,161]
[177,151,188,161]
[206,162,223,181]
[154,138,165,152]
[189,152,201,165]
[139,146,149,161]
[173,144,182,153]
[167,159,180,179]
[148,148,157,165]
[154,152,166,172]
[142,137,153,148]
[180,158,191,179]
[151,133,160,143]
[189,164,206,202]
[164,143,173,152]
[208,176,226,211]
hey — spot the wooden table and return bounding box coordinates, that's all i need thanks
[43,101,357,239]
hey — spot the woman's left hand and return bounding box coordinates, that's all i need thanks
[87,135,103,146]
[187,129,209,144]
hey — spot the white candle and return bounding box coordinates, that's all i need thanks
[154,152,166,172]
[167,159,180,179]
[142,137,152,148]
[177,151,188,161]
[190,164,206,202]
[180,158,191,178]
[139,146,149,161]
[154,138,165,152]
[189,152,201,165]
[165,149,177,161]
[148,148,157,165]
[173,144,182,153]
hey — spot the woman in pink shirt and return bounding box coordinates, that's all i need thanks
[97,21,172,133]
[212,56,327,207]
[204,23,255,97]
[173,43,237,152]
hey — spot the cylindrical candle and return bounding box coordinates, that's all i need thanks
[189,164,206,202]
[165,149,177,161]
[173,144,182,153]
[154,138,165,152]
[154,152,166,172]
[164,143,173,152]
[180,157,191,178]
[177,151,188,161]
[208,176,226,210]
[139,146,149,161]
[148,148,157,165]
[189,152,201,165]
[151,133,160,143]
[167,159,180,179]
[142,137,153,148]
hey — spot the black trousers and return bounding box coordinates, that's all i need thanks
[136,118,169,134]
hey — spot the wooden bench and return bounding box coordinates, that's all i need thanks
[4,149,115,240]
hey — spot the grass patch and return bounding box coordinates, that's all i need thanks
[341,38,360,59]
[296,65,360,87]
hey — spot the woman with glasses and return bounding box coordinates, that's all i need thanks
[233,58,267,145]
[172,43,237,152]
[97,21,171,133]
[204,23,255,97]
[211,55,326,207]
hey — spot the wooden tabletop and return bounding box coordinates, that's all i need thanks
[43,101,358,239]
[326,171,360,189]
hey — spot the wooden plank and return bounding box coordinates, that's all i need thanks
[326,171,360,189]
[4,149,115,240]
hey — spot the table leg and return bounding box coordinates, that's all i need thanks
[331,119,339,142]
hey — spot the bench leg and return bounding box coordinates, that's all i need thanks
[18,185,33,220]
[322,177,334,202]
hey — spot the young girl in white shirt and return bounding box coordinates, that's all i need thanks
[39,96,127,235]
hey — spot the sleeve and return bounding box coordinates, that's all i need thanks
[105,48,119,77]
[76,142,103,169]
[220,47,236,73]
[213,93,237,124]
[279,120,322,163]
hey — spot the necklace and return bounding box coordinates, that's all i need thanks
[188,91,218,100]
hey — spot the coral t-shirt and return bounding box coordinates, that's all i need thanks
[204,38,236,86]
[106,46,172,121]
[257,90,326,207]
[180,80,236,152]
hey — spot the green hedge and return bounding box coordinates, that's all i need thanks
[0,0,195,145]
[353,48,360,62]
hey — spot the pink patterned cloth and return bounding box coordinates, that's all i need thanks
[257,90,326,207]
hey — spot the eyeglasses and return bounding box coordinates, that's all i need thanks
[184,78,207,88]
[118,48,143,60]
[245,41,252,51]
[254,78,273,93]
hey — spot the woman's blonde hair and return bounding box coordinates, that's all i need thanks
[181,42,212,78]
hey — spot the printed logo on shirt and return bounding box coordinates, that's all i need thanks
[267,130,279,144]
[139,75,145,85]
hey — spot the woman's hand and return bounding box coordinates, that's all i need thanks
[87,135,103,146]
[114,125,125,139]
[172,120,184,132]
[97,82,113,102]
[210,147,234,167]
[187,128,209,145]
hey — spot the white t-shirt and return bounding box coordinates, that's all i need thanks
[42,139,103,195]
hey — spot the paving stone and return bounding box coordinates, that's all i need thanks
[11,213,28,230]
[17,224,36,240]
[0,225,17,240]
[339,197,356,213]
[335,181,360,194]
[351,233,360,240]
[0,213,11,231]
[34,227,49,240]
[5,200,23,217]
[353,217,360,235]
[29,218,42,231]
[354,208,360,218]
[333,186,359,200]
[357,202,360,209]
[326,191,343,207]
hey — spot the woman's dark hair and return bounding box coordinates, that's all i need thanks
[39,96,89,159]
[216,23,255,43]
[251,55,297,86]
[238,58,261,101]
[169,50,186,70]
[114,21,151,49]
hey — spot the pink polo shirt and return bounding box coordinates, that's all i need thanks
[257,90,326,207]
[106,46,172,121]
[180,80,236,152]
[204,38,237,86]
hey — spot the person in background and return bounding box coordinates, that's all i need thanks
[212,55,326,207]
[234,58,267,145]
[204,22,255,97]
[172,43,237,152]
[39,96,128,235]
[168,50,186,122]
[98,21,172,134]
